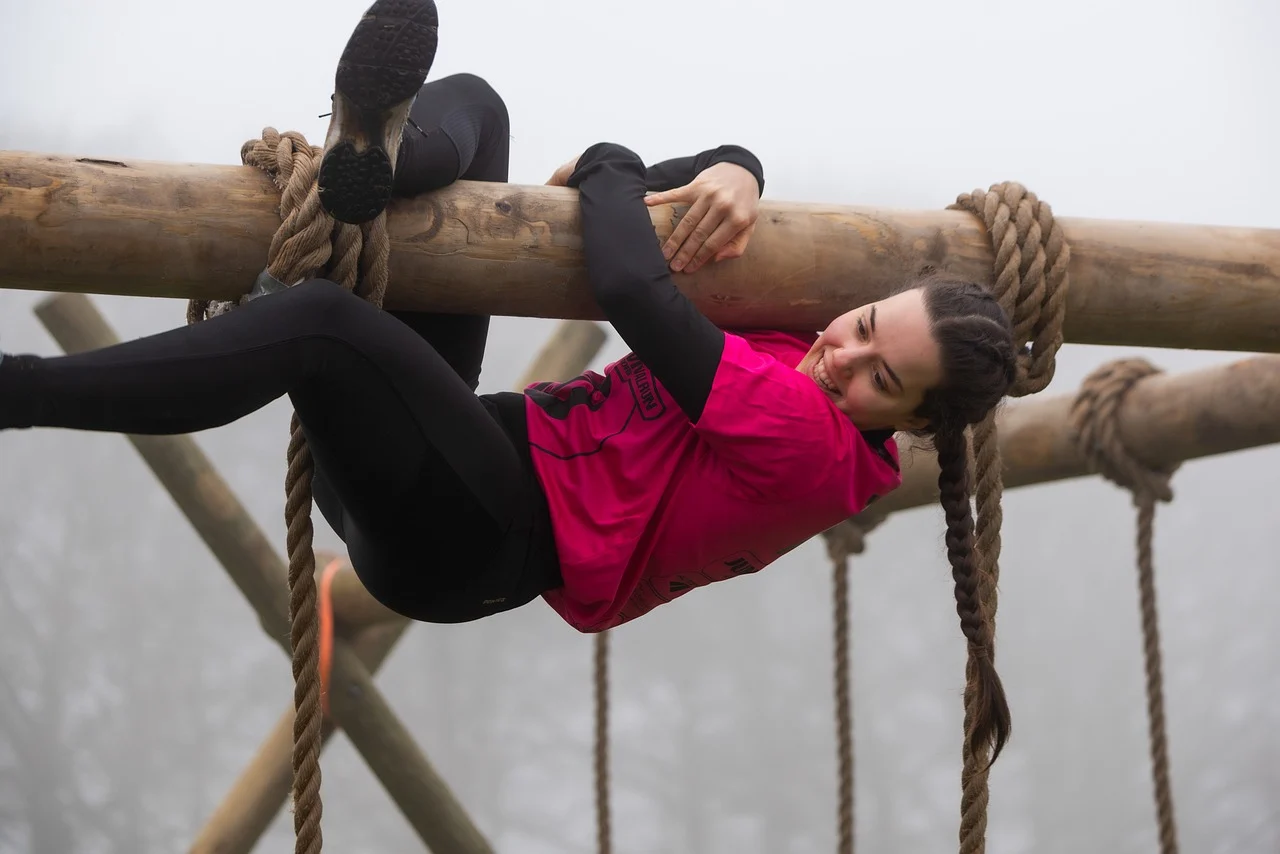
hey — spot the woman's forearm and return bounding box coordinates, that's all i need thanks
[644,145,765,195]
[568,142,726,423]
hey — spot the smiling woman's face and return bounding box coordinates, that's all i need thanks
[795,288,944,432]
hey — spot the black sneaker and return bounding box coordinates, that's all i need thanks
[318,0,439,224]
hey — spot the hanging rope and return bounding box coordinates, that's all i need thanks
[594,630,612,854]
[1069,358,1181,854]
[823,517,877,854]
[947,183,1071,854]
[187,127,392,854]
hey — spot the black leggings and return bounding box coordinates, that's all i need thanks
[0,74,561,624]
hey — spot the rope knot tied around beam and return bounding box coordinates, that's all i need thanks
[823,516,881,564]
[1068,356,1182,854]
[945,181,1072,854]
[188,127,389,324]
[185,127,395,854]
[1069,358,1179,503]
[948,182,1072,399]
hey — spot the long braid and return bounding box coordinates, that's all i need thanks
[934,425,1011,766]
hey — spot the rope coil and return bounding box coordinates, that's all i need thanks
[947,181,1071,854]
[187,127,392,854]
[1069,358,1181,854]
[949,183,1071,400]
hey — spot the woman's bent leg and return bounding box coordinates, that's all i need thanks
[0,280,552,620]
[390,72,512,390]
[394,72,511,196]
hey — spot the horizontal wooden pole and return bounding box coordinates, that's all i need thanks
[4,151,1279,352]
[35,293,494,854]
[860,354,1280,521]
[183,319,606,854]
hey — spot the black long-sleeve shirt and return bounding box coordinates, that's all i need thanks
[643,145,766,195]
[568,142,764,424]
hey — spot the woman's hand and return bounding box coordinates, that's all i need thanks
[548,153,760,274]
[644,162,760,273]
[545,156,579,187]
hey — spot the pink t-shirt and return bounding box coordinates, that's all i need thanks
[523,329,901,632]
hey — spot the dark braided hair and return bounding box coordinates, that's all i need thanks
[902,272,1018,764]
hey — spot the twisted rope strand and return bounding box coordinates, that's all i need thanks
[1070,358,1180,854]
[186,127,393,854]
[824,520,873,854]
[594,631,612,854]
[947,182,1072,854]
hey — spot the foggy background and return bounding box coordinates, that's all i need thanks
[2,0,1278,851]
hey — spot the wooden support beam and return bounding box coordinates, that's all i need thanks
[518,319,608,388]
[190,617,409,854]
[4,151,1279,352]
[183,320,604,854]
[859,354,1280,522]
[326,556,400,631]
[34,293,523,854]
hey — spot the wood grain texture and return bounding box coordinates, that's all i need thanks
[5,152,1278,351]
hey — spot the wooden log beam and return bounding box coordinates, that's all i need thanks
[35,293,499,854]
[4,151,1279,352]
[858,354,1280,522]
[326,556,400,631]
[182,320,605,854]
[518,319,608,387]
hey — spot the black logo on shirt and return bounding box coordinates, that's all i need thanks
[526,372,612,420]
[616,354,666,420]
[701,551,764,577]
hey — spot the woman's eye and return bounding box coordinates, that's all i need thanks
[874,372,885,391]
[856,318,867,339]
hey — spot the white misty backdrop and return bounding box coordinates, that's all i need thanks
[1,0,1277,852]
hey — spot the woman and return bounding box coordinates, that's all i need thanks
[0,0,1017,761]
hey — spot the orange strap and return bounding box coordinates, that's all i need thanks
[318,558,343,718]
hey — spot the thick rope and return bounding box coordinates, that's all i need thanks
[594,631,612,854]
[1069,358,1180,854]
[823,519,875,854]
[947,183,1071,853]
[187,127,391,854]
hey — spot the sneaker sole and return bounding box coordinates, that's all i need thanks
[318,0,439,224]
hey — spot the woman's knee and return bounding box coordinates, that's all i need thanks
[278,278,371,334]
[424,72,508,119]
